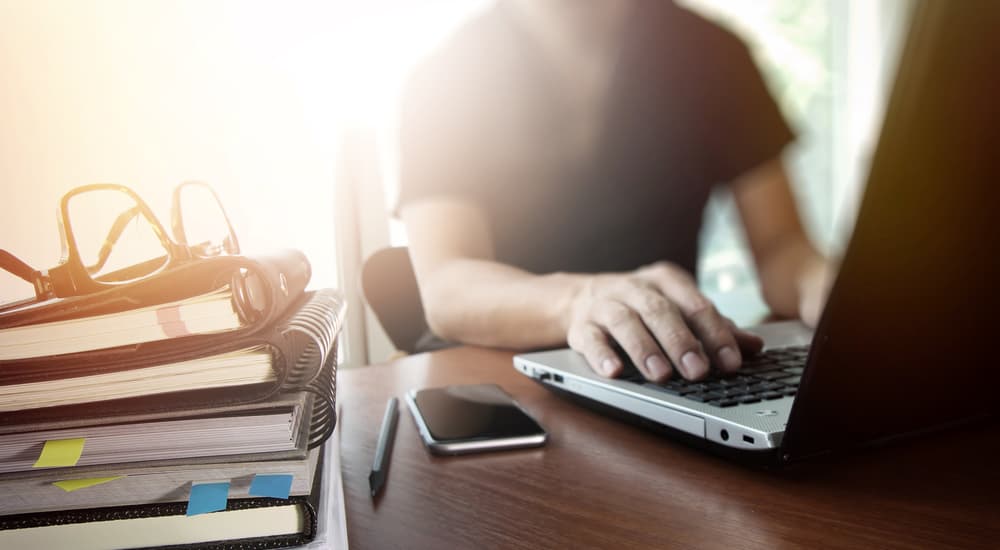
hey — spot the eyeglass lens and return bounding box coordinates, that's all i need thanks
[175,184,237,257]
[65,189,169,282]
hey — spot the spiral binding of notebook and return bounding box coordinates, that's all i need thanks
[276,289,345,450]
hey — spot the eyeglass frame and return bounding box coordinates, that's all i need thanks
[1,181,239,302]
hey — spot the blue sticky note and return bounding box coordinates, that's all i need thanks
[186,482,230,516]
[249,474,294,499]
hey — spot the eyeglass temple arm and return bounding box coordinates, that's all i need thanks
[87,205,143,274]
[0,249,40,284]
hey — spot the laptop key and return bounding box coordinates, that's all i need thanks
[777,375,802,386]
[677,385,708,395]
[737,395,762,404]
[755,371,790,380]
[740,365,786,375]
[643,383,682,395]
[686,393,711,402]
[709,399,739,408]
[761,391,785,400]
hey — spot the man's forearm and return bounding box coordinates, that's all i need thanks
[757,235,829,324]
[419,259,589,349]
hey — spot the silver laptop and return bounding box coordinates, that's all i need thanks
[514,0,1000,464]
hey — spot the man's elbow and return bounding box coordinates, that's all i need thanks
[420,284,469,343]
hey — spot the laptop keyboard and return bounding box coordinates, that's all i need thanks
[618,345,808,408]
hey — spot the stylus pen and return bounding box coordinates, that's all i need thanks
[369,396,399,498]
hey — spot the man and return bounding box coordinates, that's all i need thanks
[396,0,831,382]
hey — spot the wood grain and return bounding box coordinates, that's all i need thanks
[339,347,1000,550]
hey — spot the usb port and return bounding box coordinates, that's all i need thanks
[553,374,564,383]
[742,434,755,444]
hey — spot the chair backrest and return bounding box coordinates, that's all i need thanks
[361,246,430,354]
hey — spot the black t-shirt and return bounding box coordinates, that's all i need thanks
[397,1,793,276]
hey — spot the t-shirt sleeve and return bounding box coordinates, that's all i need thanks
[394,48,495,215]
[701,33,795,185]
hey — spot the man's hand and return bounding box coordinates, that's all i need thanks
[565,262,764,382]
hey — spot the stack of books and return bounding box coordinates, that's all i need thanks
[0,249,347,549]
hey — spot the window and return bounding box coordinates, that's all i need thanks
[682,0,912,324]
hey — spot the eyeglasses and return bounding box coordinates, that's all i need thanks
[1,181,239,303]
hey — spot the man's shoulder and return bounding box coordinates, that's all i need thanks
[657,3,752,59]
[403,6,514,103]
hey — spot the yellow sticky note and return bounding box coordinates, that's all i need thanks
[53,476,124,492]
[33,438,86,468]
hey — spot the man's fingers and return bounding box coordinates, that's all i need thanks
[685,305,743,373]
[724,317,766,355]
[594,300,673,382]
[620,290,709,380]
[640,268,723,377]
[734,328,765,355]
[567,321,621,378]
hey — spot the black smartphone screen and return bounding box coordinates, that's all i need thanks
[411,384,545,442]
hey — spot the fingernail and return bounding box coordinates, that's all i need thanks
[601,358,619,376]
[645,355,671,380]
[718,346,741,370]
[681,351,708,379]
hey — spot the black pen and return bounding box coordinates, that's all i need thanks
[369,396,399,498]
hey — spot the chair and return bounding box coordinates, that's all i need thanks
[361,246,434,354]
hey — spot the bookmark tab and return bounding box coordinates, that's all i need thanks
[187,482,230,516]
[53,476,124,492]
[34,438,86,468]
[249,474,294,499]
[156,305,192,338]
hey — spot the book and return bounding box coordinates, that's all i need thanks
[0,288,346,414]
[0,290,342,474]
[0,287,243,361]
[0,440,329,550]
[0,444,321,516]
[0,346,274,412]
[0,249,311,361]
[0,391,315,475]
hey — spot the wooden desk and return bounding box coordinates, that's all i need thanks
[339,347,999,549]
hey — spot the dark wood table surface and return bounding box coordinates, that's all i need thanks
[338,346,999,550]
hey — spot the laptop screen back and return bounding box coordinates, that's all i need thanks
[783,0,1000,460]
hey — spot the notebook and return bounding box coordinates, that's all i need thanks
[0,290,343,474]
[0,444,321,516]
[0,288,346,413]
[0,391,314,475]
[0,441,329,550]
[514,0,1000,464]
[0,248,311,360]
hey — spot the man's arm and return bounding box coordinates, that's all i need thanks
[732,157,834,326]
[401,196,582,349]
[401,197,764,382]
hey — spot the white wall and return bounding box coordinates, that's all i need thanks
[0,1,344,307]
[0,0,489,365]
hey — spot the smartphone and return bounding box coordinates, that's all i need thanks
[406,384,548,455]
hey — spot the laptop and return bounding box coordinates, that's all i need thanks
[514,0,1000,464]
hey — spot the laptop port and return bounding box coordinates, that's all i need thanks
[553,374,564,383]
[743,434,755,445]
[720,429,729,441]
